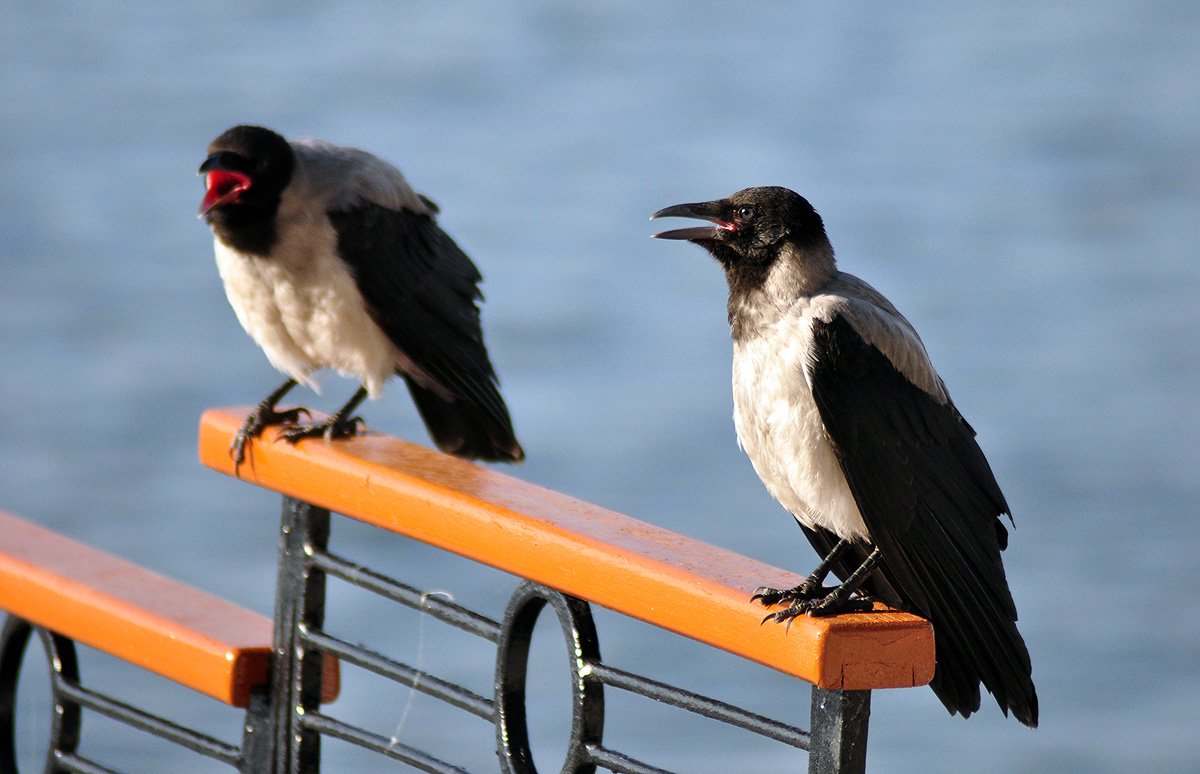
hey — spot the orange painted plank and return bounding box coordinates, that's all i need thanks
[0,510,338,707]
[199,408,935,691]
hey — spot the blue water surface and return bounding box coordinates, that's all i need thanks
[2,2,1198,771]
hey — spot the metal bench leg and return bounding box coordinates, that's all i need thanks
[271,497,331,774]
[239,686,273,774]
[808,687,870,774]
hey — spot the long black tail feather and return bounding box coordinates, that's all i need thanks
[799,523,1038,727]
[401,374,524,463]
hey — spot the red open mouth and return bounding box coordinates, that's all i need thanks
[199,169,252,215]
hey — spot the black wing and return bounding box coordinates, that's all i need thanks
[809,313,1036,726]
[329,202,523,461]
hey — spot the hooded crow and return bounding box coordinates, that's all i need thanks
[199,125,523,470]
[651,186,1037,726]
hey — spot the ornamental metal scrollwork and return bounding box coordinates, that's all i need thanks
[0,617,81,774]
[494,582,604,774]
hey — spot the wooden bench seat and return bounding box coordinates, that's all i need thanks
[199,407,935,691]
[0,510,336,707]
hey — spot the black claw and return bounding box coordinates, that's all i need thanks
[757,587,876,624]
[807,595,875,618]
[751,586,784,605]
[231,434,253,473]
[755,545,882,621]
[278,415,364,445]
[230,403,311,476]
[751,580,831,608]
[763,604,808,630]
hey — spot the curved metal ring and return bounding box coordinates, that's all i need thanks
[0,617,82,772]
[494,582,604,774]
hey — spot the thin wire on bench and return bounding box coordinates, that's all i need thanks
[299,627,494,720]
[300,532,816,773]
[310,549,501,641]
[300,710,466,774]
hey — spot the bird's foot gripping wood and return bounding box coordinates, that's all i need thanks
[755,545,883,623]
[751,576,829,608]
[230,378,305,476]
[757,587,876,624]
[276,414,365,445]
[275,385,369,447]
[231,407,309,475]
[751,536,856,612]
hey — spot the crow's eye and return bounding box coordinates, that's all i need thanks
[736,205,756,222]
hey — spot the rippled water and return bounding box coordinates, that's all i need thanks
[2,2,1199,771]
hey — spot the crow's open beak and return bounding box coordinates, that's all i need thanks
[650,200,735,241]
[198,153,252,216]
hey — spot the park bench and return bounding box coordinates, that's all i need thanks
[0,408,935,772]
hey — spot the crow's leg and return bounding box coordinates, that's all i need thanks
[764,548,882,624]
[278,386,368,444]
[752,537,853,607]
[231,378,308,474]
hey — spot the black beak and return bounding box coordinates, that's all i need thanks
[198,151,237,175]
[649,200,734,241]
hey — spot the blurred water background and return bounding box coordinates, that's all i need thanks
[2,2,1199,771]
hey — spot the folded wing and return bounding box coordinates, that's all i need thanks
[808,313,1036,726]
[329,202,523,461]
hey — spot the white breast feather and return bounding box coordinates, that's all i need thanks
[213,232,400,399]
[210,141,444,401]
[727,257,948,543]
[732,301,871,541]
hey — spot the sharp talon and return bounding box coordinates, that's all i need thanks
[230,429,259,478]
[752,586,778,600]
[751,585,789,606]
[230,402,314,466]
[763,607,789,627]
[279,415,363,446]
[760,609,788,625]
[277,426,307,444]
[750,580,830,609]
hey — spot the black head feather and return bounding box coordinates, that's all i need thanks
[199,125,295,255]
[652,186,831,293]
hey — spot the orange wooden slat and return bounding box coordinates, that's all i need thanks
[199,408,935,691]
[0,510,338,707]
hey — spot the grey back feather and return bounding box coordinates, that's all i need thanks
[289,138,433,215]
[812,273,949,403]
